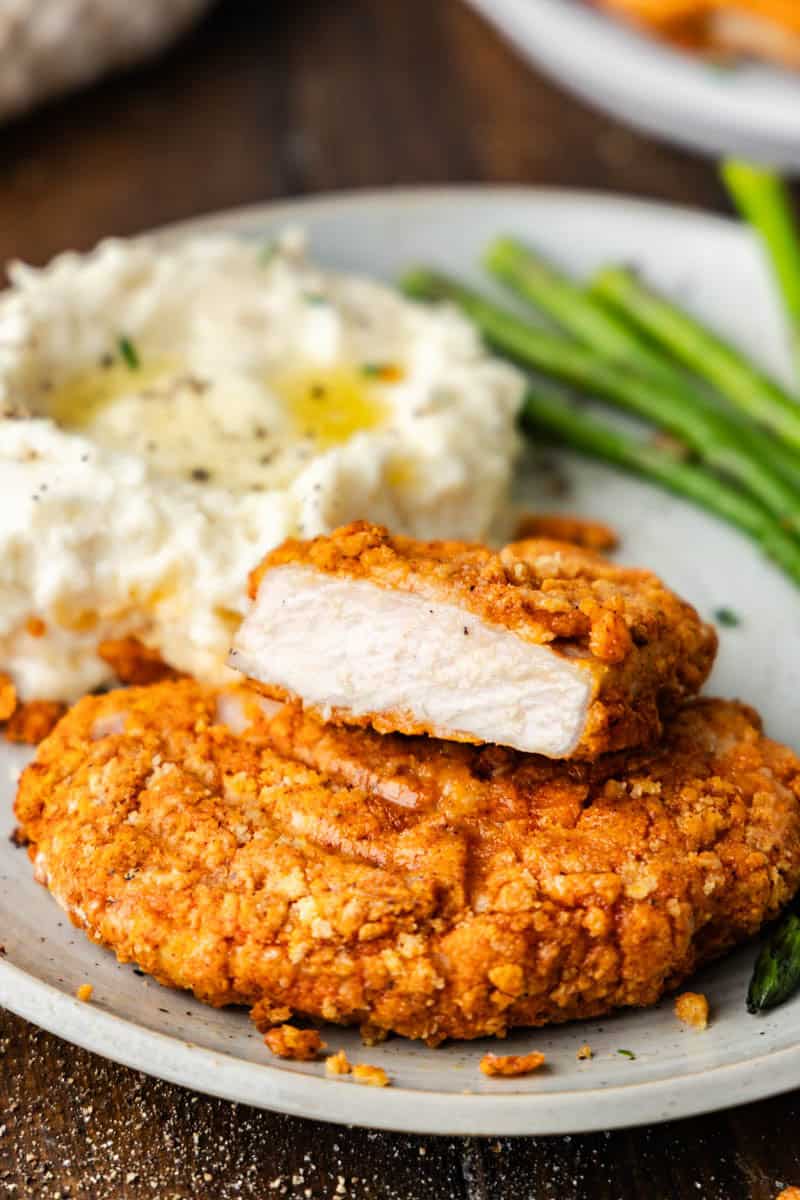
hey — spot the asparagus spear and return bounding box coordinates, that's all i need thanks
[747,910,800,1013]
[591,264,800,451]
[485,236,674,376]
[521,389,800,586]
[721,160,800,386]
[402,268,800,531]
[485,235,800,491]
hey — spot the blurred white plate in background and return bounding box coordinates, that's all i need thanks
[465,0,800,170]
[2,186,800,1135]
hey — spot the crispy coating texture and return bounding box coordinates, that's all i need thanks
[249,522,716,759]
[263,1025,325,1061]
[480,1050,545,1077]
[1,671,67,745]
[98,637,180,686]
[674,991,709,1030]
[5,699,66,745]
[513,512,619,552]
[16,681,800,1045]
[352,1064,390,1087]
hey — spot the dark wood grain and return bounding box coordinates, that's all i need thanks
[1,1,799,1197]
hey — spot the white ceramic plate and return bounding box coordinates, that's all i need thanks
[465,0,800,169]
[3,187,800,1136]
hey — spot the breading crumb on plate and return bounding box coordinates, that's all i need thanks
[674,992,710,1030]
[325,1051,352,1076]
[264,1025,326,1062]
[480,1051,546,1077]
[75,983,93,1003]
[576,1043,593,1060]
[14,680,800,1045]
[233,521,716,759]
[352,1064,390,1088]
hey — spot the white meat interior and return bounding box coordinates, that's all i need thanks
[230,565,596,757]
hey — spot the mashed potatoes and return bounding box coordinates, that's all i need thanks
[0,232,523,701]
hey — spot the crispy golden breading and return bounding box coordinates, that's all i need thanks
[98,637,180,686]
[244,522,716,759]
[480,1051,545,1078]
[674,991,709,1030]
[263,1025,325,1061]
[16,681,800,1045]
[0,673,16,722]
[513,512,619,552]
[5,699,66,745]
[351,1064,390,1087]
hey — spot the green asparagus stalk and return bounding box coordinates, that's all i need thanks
[591,264,800,451]
[485,235,667,374]
[401,268,800,531]
[521,389,800,586]
[747,910,800,1013]
[485,235,800,492]
[721,160,800,386]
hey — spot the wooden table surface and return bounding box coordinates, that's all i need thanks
[1,2,798,1197]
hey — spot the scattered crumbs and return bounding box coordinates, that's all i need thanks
[480,1050,545,1078]
[617,1048,636,1060]
[463,626,470,636]
[675,991,710,1031]
[117,335,140,370]
[190,467,212,483]
[24,616,46,638]
[263,1024,325,1061]
[713,607,741,628]
[351,1064,390,1088]
[576,1043,593,1060]
[75,984,93,1003]
[325,1050,351,1076]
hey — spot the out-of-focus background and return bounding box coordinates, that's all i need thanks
[0,0,734,272]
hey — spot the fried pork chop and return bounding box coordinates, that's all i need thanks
[230,522,717,759]
[16,680,800,1044]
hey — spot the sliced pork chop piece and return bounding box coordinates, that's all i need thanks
[230,522,717,759]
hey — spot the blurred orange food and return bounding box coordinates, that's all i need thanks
[594,0,800,67]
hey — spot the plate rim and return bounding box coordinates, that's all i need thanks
[464,0,800,168]
[2,183,799,1136]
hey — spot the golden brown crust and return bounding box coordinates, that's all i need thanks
[674,991,709,1030]
[15,680,800,1045]
[5,699,67,745]
[480,1050,545,1077]
[98,637,181,687]
[263,1025,326,1061]
[513,512,619,552]
[249,522,717,759]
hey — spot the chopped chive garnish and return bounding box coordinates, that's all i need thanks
[617,1049,636,1060]
[303,292,327,305]
[713,607,741,628]
[361,363,384,378]
[118,336,140,370]
[257,240,278,266]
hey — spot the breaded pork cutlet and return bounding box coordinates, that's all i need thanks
[16,680,800,1045]
[231,522,716,759]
